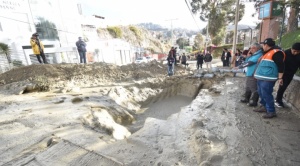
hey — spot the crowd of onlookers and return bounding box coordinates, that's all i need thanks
[222,39,300,119]
[166,39,300,119]
[166,47,213,76]
[233,39,300,119]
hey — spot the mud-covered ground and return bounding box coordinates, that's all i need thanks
[0,60,299,166]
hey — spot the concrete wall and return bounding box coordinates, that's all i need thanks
[276,76,300,111]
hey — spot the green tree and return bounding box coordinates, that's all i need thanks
[225,31,234,44]
[193,33,204,51]
[190,0,245,46]
[35,17,59,40]
[0,42,11,63]
[176,38,189,49]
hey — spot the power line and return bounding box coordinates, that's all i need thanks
[184,0,202,31]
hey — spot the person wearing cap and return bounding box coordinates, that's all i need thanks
[76,37,87,63]
[253,38,285,119]
[274,42,300,108]
[30,33,48,64]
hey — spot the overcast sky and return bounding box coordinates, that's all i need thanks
[77,0,259,31]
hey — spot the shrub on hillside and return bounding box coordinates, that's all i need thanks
[129,26,142,40]
[278,28,300,50]
[107,26,123,38]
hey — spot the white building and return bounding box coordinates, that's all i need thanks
[0,0,82,71]
[0,0,137,73]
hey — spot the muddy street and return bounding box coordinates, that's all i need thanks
[0,61,300,166]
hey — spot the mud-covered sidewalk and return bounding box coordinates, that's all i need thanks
[0,61,299,166]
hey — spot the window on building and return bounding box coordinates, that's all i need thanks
[35,17,58,40]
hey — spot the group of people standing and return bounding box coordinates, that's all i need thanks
[196,50,213,70]
[166,47,213,76]
[236,38,300,119]
[30,34,87,64]
[221,48,247,68]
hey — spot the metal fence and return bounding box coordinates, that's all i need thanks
[0,46,79,74]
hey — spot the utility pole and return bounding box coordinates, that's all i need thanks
[204,19,209,54]
[232,0,240,67]
[278,4,286,47]
[166,18,178,46]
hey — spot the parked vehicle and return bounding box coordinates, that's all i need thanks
[145,56,154,62]
[135,57,148,63]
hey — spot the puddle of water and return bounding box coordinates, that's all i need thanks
[128,95,193,132]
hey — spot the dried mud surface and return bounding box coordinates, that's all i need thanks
[0,61,300,166]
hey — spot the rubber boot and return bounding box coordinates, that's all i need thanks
[248,92,259,107]
[240,90,251,103]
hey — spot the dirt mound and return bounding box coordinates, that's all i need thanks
[0,61,188,91]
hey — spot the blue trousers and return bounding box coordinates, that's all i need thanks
[257,80,276,113]
[79,51,87,63]
[167,64,174,76]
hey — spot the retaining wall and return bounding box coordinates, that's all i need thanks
[280,75,300,111]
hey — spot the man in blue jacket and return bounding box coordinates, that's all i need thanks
[253,38,285,119]
[238,43,263,107]
[76,37,87,63]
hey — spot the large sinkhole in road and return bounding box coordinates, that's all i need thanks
[127,78,214,133]
[129,95,193,133]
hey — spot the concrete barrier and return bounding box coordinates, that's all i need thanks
[276,75,300,111]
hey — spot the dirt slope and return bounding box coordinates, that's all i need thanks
[0,61,190,93]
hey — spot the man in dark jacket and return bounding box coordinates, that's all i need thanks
[253,38,285,119]
[181,53,188,68]
[204,51,212,70]
[275,42,300,108]
[225,48,231,66]
[221,48,231,66]
[76,37,87,63]
[196,51,204,69]
[167,52,175,76]
[221,49,226,67]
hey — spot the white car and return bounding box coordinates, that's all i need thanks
[135,57,148,63]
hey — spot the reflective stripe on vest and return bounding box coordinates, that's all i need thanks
[259,49,286,62]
